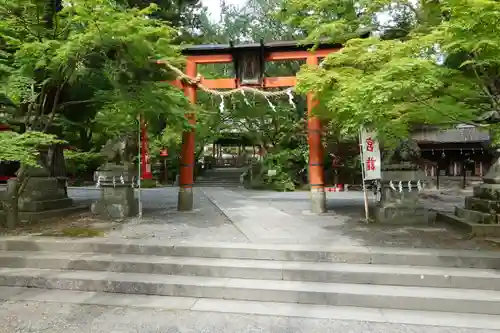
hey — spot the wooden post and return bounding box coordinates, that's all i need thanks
[306,56,326,213]
[178,60,197,211]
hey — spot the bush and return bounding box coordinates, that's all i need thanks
[65,150,105,181]
[246,147,308,192]
[140,179,157,188]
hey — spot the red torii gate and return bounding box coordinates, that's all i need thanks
[161,41,340,213]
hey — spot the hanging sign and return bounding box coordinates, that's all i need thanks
[360,128,381,180]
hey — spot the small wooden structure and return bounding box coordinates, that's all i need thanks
[162,40,341,212]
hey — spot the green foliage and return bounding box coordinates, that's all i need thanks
[64,150,104,177]
[140,178,158,188]
[249,146,309,191]
[0,0,187,158]
[0,131,63,166]
[288,0,500,144]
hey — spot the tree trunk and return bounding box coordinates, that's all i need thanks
[4,178,20,229]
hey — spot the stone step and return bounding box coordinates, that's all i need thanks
[455,206,498,224]
[1,287,499,330]
[1,238,500,268]
[436,211,500,237]
[0,268,500,315]
[465,196,500,214]
[1,251,500,290]
[473,183,500,199]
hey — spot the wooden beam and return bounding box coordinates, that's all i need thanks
[200,78,236,89]
[188,54,233,64]
[170,77,296,89]
[264,77,296,88]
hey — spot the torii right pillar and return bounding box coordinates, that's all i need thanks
[306,55,326,213]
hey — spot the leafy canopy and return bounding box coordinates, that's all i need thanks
[0,131,63,166]
[0,0,190,164]
[287,0,500,143]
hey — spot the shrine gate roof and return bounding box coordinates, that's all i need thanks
[181,40,342,56]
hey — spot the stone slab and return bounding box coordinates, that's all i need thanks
[91,186,138,219]
[455,207,498,224]
[0,288,499,331]
[18,177,68,205]
[1,250,500,290]
[369,206,431,224]
[201,187,352,244]
[1,237,500,268]
[437,211,500,237]
[0,204,89,225]
[18,197,73,212]
[465,196,500,214]
[1,268,500,314]
[473,184,500,201]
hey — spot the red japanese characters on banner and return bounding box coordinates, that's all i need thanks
[366,157,376,171]
[360,128,381,180]
[365,137,374,152]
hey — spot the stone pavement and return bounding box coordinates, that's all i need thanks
[10,186,494,250]
[1,301,497,333]
[68,187,249,243]
[66,186,489,249]
[202,187,496,250]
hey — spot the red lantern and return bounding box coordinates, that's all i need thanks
[160,148,168,157]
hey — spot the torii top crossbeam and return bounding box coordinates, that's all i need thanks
[179,40,341,89]
[171,40,340,213]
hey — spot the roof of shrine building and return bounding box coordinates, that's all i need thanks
[412,125,490,143]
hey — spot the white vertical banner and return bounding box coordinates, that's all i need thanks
[360,127,382,180]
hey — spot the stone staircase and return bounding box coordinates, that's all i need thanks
[437,169,500,237]
[195,167,244,188]
[0,238,500,329]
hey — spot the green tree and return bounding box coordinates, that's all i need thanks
[0,0,188,224]
[284,0,495,144]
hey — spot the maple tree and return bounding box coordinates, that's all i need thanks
[283,0,500,144]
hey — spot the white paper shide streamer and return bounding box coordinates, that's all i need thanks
[241,90,251,106]
[219,95,225,113]
[287,88,295,108]
[387,180,425,192]
[265,95,277,112]
[112,176,116,188]
[120,175,125,184]
[96,176,104,188]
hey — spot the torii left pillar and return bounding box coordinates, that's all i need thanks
[178,60,197,211]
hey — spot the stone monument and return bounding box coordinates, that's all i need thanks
[91,135,139,220]
[16,165,73,212]
[370,139,430,224]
